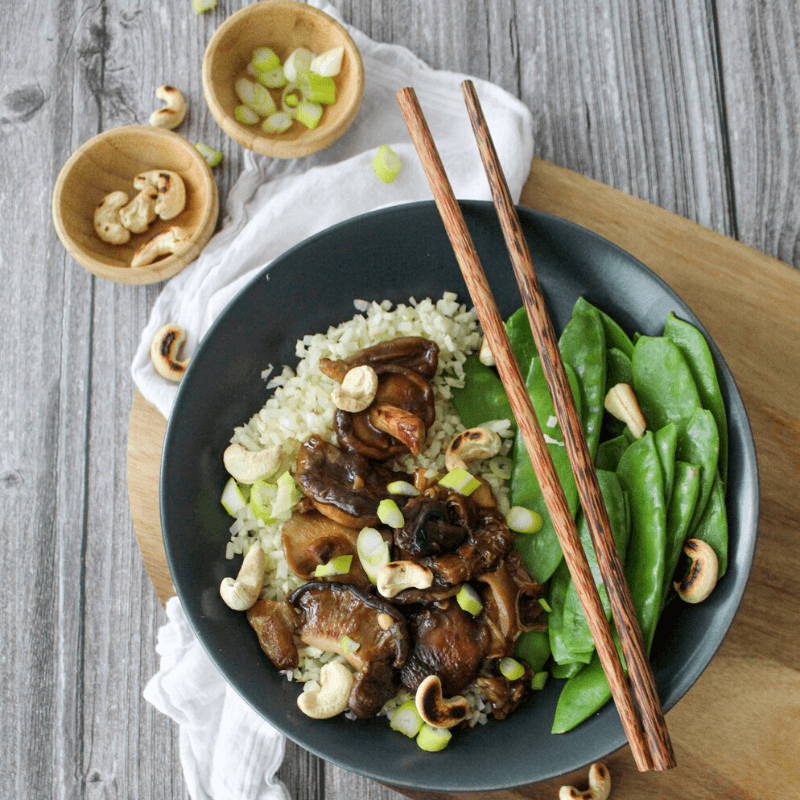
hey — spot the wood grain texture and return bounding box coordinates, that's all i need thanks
[2,1,799,799]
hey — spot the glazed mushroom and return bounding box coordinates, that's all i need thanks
[281,510,373,590]
[247,598,300,670]
[295,436,411,527]
[290,581,409,717]
[318,337,439,383]
[475,665,531,720]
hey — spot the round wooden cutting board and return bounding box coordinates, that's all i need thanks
[126,159,800,799]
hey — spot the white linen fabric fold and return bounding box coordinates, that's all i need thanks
[131,0,534,419]
[140,3,534,798]
[144,598,291,800]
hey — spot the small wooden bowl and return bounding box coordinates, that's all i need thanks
[52,126,219,284]
[202,0,365,158]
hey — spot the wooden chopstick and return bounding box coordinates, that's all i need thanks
[459,79,675,771]
[396,85,665,772]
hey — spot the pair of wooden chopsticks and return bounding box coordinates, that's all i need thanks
[396,82,676,772]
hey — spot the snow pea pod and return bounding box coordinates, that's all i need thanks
[559,301,607,460]
[450,354,515,430]
[691,471,728,577]
[676,408,719,535]
[515,628,551,672]
[552,432,666,733]
[575,297,634,359]
[662,460,700,603]
[664,313,729,483]
[505,305,538,381]
[606,346,633,389]
[655,423,678,506]
[548,559,592,666]
[511,357,583,583]
[632,336,701,432]
[561,471,630,655]
[551,661,585,680]
[595,434,630,472]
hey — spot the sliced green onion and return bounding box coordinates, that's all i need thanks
[314,554,353,577]
[531,671,549,690]
[234,105,260,125]
[249,480,277,523]
[377,498,404,528]
[438,467,481,496]
[489,456,512,480]
[285,93,299,108]
[539,597,552,613]
[273,471,301,515]
[195,142,223,167]
[499,657,525,681]
[387,480,419,497]
[416,724,452,752]
[246,62,261,79]
[193,0,217,12]
[257,66,287,89]
[310,46,344,77]
[262,112,293,134]
[456,584,483,616]
[221,477,247,516]
[390,700,423,738]
[507,506,543,534]
[356,527,390,583]
[280,84,301,117]
[340,635,360,655]
[235,78,276,116]
[372,145,402,184]
[252,47,280,72]
[283,47,314,82]
[295,100,323,129]
[297,70,336,105]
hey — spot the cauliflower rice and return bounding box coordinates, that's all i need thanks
[223,292,514,725]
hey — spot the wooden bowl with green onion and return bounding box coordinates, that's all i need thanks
[52,125,219,284]
[202,0,365,158]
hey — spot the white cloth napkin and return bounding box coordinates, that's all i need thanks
[131,0,534,418]
[140,3,534,798]
[144,597,291,800]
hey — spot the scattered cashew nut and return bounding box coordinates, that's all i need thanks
[119,184,158,233]
[445,427,502,473]
[559,762,611,800]
[134,170,187,220]
[674,538,719,603]
[219,545,266,611]
[376,561,433,599]
[131,225,189,267]
[223,442,282,484]
[479,336,495,366]
[604,383,647,439]
[331,364,379,412]
[94,191,131,244]
[150,323,190,382]
[149,85,187,129]
[415,675,469,729]
[297,660,355,719]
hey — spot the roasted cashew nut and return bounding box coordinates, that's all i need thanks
[131,225,189,267]
[134,170,187,220]
[376,561,433,599]
[150,323,190,382]
[219,545,266,611]
[149,85,186,129]
[297,661,355,719]
[478,336,495,366]
[119,184,158,233]
[331,364,378,412]
[674,538,719,603]
[604,383,646,439]
[223,442,282,484]
[445,427,502,473]
[93,191,131,244]
[415,675,469,729]
[559,762,611,800]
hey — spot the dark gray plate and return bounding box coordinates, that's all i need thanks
[161,201,758,792]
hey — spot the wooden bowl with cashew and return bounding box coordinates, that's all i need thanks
[52,125,219,284]
[202,0,365,158]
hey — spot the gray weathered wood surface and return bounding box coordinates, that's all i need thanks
[1,1,798,798]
